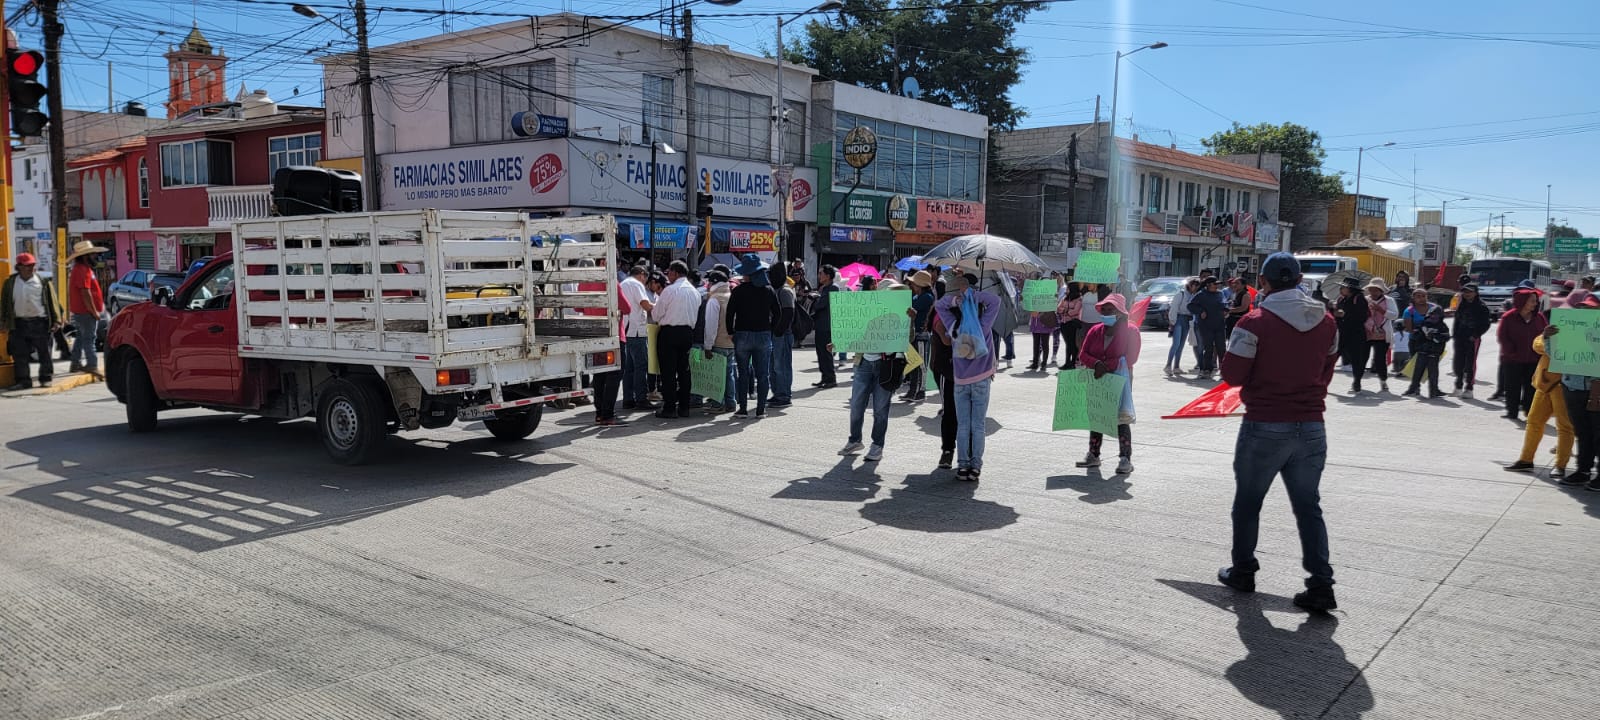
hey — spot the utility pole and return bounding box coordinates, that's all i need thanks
[41,0,66,304]
[1545,183,1553,261]
[681,8,699,264]
[1,0,16,386]
[354,0,380,211]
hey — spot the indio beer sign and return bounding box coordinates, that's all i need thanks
[843,126,878,170]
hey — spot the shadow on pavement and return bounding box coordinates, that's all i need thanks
[913,413,1001,438]
[772,457,881,503]
[1159,579,1375,719]
[7,416,575,552]
[1046,472,1132,504]
[858,472,1018,533]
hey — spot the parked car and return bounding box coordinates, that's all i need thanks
[107,270,187,314]
[1135,276,1186,329]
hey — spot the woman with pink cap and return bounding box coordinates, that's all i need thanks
[1075,293,1141,475]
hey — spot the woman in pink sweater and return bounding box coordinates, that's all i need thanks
[1075,293,1141,474]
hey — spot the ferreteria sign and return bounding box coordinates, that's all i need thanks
[843,126,878,170]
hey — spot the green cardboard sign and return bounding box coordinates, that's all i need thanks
[1073,251,1121,285]
[690,351,728,400]
[1053,368,1125,436]
[831,289,912,354]
[1022,279,1059,312]
[925,366,939,393]
[1548,309,1600,377]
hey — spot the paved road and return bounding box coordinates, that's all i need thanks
[2,330,1595,719]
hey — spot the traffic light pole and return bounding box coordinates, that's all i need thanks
[1,0,14,387]
[42,0,66,308]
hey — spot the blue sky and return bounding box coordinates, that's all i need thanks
[23,0,1599,238]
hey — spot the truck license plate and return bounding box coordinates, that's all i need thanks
[457,407,496,421]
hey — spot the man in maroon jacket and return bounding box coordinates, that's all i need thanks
[1216,252,1341,612]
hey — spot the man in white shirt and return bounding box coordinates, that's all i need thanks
[619,264,654,409]
[650,260,702,418]
[3,253,60,390]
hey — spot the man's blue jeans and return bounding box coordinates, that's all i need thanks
[849,360,892,447]
[769,332,793,401]
[622,336,648,404]
[713,347,737,408]
[1231,421,1334,588]
[734,330,772,412]
[954,377,992,471]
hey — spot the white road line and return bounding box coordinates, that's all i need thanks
[190,497,242,512]
[128,510,182,527]
[145,475,179,484]
[162,503,213,519]
[176,524,234,542]
[267,502,320,517]
[144,487,193,500]
[209,516,265,533]
[173,481,219,493]
[113,480,149,489]
[217,491,267,505]
[83,499,133,513]
[115,492,165,507]
[52,491,90,502]
[238,508,294,525]
[88,486,119,495]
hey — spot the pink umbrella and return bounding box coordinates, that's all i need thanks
[837,262,882,290]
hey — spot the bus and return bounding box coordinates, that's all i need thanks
[1466,257,1552,316]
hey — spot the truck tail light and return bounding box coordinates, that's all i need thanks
[590,351,615,366]
[435,369,472,386]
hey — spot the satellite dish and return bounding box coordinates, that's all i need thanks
[902,77,921,100]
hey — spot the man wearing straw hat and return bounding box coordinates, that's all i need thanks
[66,240,109,378]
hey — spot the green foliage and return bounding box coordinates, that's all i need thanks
[1549,223,1583,239]
[1453,248,1474,266]
[1200,122,1345,224]
[789,0,1042,130]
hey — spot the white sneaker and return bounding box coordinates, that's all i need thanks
[1115,457,1135,474]
[838,441,865,456]
[1461,387,1473,400]
[864,445,883,462]
[1075,454,1101,468]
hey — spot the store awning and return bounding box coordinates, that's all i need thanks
[614,216,699,250]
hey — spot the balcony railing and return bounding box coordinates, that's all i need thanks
[207,184,273,224]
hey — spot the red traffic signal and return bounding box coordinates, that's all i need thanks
[9,50,42,78]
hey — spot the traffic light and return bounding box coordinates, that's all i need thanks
[6,49,49,138]
[695,191,714,219]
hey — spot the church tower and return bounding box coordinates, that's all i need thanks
[164,27,227,117]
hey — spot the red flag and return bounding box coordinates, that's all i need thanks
[1431,261,1447,287]
[1162,382,1243,419]
[1128,295,1152,327]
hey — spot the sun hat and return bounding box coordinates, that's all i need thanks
[67,240,109,262]
[1096,293,1129,315]
[908,270,935,288]
[732,252,766,277]
[1364,278,1389,292]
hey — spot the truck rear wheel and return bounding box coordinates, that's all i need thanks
[317,377,387,465]
[125,356,159,433]
[484,405,543,441]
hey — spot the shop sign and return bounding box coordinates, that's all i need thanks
[1142,243,1172,263]
[510,112,569,139]
[729,229,777,252]
[830,226,876,243]
[915,199,985,235]
[628,223,698,250]
[841,193,917,230]
[382,140,566,211]
[155,235,181,272]
[843,126,878,169]
[570,138,818,222]
[887,194,911,232]
[1254,222,1281,252]
[844,195,880,225]
[1080,223,1106,251]
[179,233,214,247]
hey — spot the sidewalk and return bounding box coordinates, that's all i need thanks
[1,357,103,398]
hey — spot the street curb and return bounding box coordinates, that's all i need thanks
[0,372,99,399]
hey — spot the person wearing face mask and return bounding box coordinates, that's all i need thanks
[1075,294,1141,475]
[933,272,1001,481]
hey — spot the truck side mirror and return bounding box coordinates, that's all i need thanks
[152,286,173,308]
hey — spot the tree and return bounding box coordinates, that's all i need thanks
[1200,122,1344,228]
[790,0,1042,130]
[1548,222,1583,239]
[1453,248,1475,266]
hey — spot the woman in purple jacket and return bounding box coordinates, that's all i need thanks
[934,271,1002,482]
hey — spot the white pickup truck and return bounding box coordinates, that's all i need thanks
[106,210,620,464]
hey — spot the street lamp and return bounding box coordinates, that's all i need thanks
[646,128,678,264]
[1440,196,1469,227]
[772,0,842,262]
[1103,41,1166,276]
[1350,141,1393,240]
[1491,211,1514,255]
[292,3,379,213]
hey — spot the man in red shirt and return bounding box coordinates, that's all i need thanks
[66,241,108,378]
[1217,252,1341,612]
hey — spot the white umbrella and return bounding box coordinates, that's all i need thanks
[919,233,1051,273]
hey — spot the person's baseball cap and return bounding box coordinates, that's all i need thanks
[15,253,36,266]
[1261,252,1300,286]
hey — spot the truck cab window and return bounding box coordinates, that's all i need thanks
[184,262,236,311]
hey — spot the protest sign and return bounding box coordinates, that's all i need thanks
[1022,279,1059,312]
[647,324,660,374]
[831,290,912,354]
[1053,368,1125,435]
[690,351,727,400]
[1549,308,1600,376]
[1073,251,1121,285]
